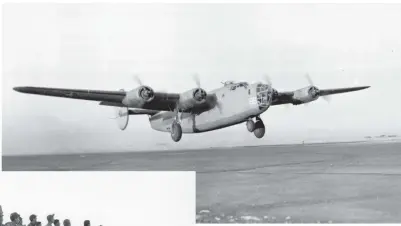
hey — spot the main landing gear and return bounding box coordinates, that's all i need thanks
[171,121,182,142]
[170,111,183,142]
[246,116,266,139]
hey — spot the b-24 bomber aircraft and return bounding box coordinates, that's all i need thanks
[13,74,370,142]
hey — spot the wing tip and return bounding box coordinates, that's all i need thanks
[359,86,371,90]
[14,86,37,94]
[349,85,371,93]
[13,86,26,92]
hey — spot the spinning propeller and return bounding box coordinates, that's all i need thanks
[192,73,207,102]
[193,73,201,88]
[262,73,273,87]
[192,73,222,113]
[305,73,331,103]
[132,74,154,100]
[133,74,143,86]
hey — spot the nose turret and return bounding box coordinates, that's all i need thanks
[256,83,273,109]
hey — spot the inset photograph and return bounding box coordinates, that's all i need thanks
[0,172,194,226]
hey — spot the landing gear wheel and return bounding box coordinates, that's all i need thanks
[253,120,265,139]
[246,119,255,132]
[171,121,182,142]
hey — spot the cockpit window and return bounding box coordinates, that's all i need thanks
[223,81,235,86]
[223,81,249,87]
[226,81,249,90]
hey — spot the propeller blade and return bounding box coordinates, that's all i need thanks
[133,74,143,86]
[210,94,223,114]
[109,107,121,120]
[322,95,331,103]
[216,101,223,113]
[262,73,272,87]
[305,73,314,86]
[193,73,201,88]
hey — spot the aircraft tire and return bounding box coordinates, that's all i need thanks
[246,120,255,132]
[171,121,182,142]
[253,120,265,138]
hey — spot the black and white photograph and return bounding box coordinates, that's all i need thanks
[2,2,401,224]
[0,172,194,226]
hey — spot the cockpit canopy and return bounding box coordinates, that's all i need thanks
[222,81,235,86]
[222,81,249,89]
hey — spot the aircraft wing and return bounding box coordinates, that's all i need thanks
[318,86,371,96]
[13,86,127,102]
[13,86,181,111]
[270,91,295,105]
[271,86,370,105]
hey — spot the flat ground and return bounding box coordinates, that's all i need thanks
[3,142,401,223]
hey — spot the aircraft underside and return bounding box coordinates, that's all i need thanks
[149,110,267,142]
[150,109,260,133]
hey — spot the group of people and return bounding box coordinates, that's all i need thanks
[1,206,93,226]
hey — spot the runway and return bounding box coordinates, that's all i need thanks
[3,141,401,223]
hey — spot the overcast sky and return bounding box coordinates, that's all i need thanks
[2,3,401,155]
[0,172,194,226]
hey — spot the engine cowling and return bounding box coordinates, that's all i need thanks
[177,88,207,111]
[292,86,320,104]
[122,86,155,107]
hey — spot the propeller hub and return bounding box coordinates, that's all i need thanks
[193,88,207,102]
[272,88,279,98]
[139,86,154,101]
[308,86,320,98]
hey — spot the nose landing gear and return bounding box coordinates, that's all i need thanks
[253,118,265,139]
[246,119,255,132]
[246,116,266,138]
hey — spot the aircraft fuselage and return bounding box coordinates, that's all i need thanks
[149,82,273,133]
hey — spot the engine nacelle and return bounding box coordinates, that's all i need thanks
[292,86,320,104]
[122,86,155,107]
[177,88,207,111]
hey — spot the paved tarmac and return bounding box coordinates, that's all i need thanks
[3,142,401,223]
